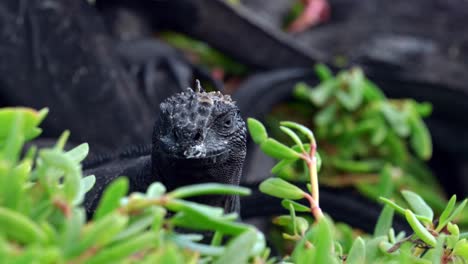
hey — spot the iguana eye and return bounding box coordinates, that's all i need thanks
[224,118,232,128]
[215,111,236,135]
[224,111,238,129]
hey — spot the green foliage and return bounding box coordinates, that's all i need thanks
[0,108,267,263]
[2,64,468,263]
[1,102,467,263]
[260,138,301,160]
[260,178,305,200]
[250,118,468,263]
[247,118,268,144]
[269,65,466,226]
[160,32,248,76]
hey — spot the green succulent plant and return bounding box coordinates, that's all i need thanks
[1,67,467,263]
[248,117,468,264]
[0,108,266,264]
[267,65,468,226]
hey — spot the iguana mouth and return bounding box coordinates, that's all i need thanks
[175,151,230,167]
[155,143,230,167]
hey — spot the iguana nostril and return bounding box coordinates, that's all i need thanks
[193,131,203,141]
[173,128,203,143]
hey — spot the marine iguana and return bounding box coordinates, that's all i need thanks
[84,81,246,214]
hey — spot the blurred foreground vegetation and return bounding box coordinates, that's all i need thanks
[0,102,467,263]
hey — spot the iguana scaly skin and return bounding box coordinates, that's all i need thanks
[84,83,246,214]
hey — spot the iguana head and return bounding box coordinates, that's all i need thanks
[152,82,246,212]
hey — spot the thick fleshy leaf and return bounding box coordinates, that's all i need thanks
[441,199,467,228]
[172,234,224,256]
[370,120,388,146]
[68,213,129,258]
[314,102,337,127]
[408,116,432,160]
[384,131,407,165]
[346,237,366,264]
[315,64,333,81]
[168,183,250,199]
[380,197,432,224]
[273,215,309,235]
[0,112,25,164]
[94,177,129,220]
[251,231,266,257]
[436,195,457,231]
[281,199,310,212]
[259,178,305,200]
[167,200,249,235]
[214,229,257,264]
[405,210,436,247]
[331,158,384,173]
[84,213,128,247]
[402,190,434,222]
[432,235,446,264]
[363,80,385,101]
[0,207,47,244]
[413,101,432,117]
[379,198,407,216]
[260,138,301,160]
[1,159,30,210]
[280,126,305,152]
[271,159,296,175]
[40,149,81,202]
[381,103,410,137]
[61,209,86,256]
[54,130,70,151]
[73,175,96,205]
[0,108,47,143]
[113,212,156,242]
[377,165,394,198]
[87,233,159,264]
[364,236,387,263]
[146,182,166,198]
[280,121,316,146]
[173,200,224,219]
[335,69,364,111]
[247,118,268,144]
[312,218,337,264]
[292,223,318,263]
[453,239,468,259]
[66,143,89,163]
[378,241,396,256]
[148,243,184,264]
[374,205,394,237]
[308,79,338,106]
[336,223,354,253]
[293,82,313,101]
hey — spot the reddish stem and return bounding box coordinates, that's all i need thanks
[287,0,330,33]
[304,193,323,220]
[301,138,322,220]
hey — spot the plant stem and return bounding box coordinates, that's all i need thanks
[306,143,319,205]
[301,140,323,220]
[304,193,323,220]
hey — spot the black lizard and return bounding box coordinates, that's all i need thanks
[84,82,246,215]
